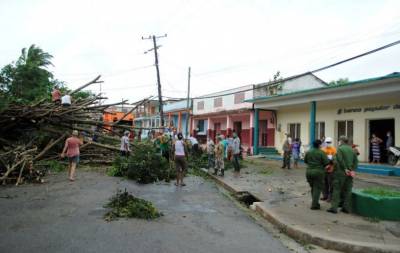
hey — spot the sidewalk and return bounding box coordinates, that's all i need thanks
[206,158,400,253]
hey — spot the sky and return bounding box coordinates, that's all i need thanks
[1,0,400,103]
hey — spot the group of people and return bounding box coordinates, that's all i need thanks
[304,135,358,213]
[206,133,241,177]
[370,131,393,163]
[281,137,302,170]
[51,86,72,106]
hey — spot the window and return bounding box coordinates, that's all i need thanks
[197,101,204,110]
[288,123,301,139]
[234,92,245,104]
[197,120,206,133]
[315,122,325,140]
[214,97,223,107]
[337,120,353,144]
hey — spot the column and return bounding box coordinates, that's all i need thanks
[253,108,259,155]
[178,112,182,132]
[227,115,232,136]
[207,117,212,139]
[310,101,316,145]
[250,112,254,147]
[168,113,171,127]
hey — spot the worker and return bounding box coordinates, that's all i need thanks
[61,94,71,107]
[304,139,329,210]
[206,137,215,170]
[327,136,358,214]
[214,135,225,176]
[281,136,292,169]
[120,131,131,157]
[321,137,337,202]
[51,86,62,105]
[232,132,241,176]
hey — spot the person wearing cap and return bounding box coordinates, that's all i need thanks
[327,136,358,214]
[214,135,225,176]
[120,131,131,157]
[304,139,329,210]
[61,130,83,181]
[321,137,337,202]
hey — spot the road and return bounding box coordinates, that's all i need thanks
[0,171,290,253]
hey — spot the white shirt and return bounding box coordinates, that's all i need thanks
[189,137,198,145]
[120,136,130,151]
[61,95,71,105]
[175,140,185,156]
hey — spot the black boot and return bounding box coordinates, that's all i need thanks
[220,169,224,177]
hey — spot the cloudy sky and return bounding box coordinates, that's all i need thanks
[1,0,399,103]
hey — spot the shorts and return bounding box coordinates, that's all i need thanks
[68,155,80,164]
[175,155,187,172]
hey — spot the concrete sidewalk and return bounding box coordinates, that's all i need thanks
[206,158,400,253]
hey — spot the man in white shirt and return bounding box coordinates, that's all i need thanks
[61,94,71,106]
[120,131,131,156]
[232,132,241,176]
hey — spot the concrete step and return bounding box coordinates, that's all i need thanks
[356,167,395,176]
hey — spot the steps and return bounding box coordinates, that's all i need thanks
[258,147,279,156]
[356,167,395,176]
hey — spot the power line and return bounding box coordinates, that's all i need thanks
[57,64,154,77]
[192,38,400,100]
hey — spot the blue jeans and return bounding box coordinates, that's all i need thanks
[233,154,240,172]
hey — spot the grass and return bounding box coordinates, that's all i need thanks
[362,187,400,197]
[36,160,65,172]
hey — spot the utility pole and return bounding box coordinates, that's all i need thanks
[185,66,191,137]
[142,34,167,128]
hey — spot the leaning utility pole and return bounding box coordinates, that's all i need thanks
[142,34,167,128]
[185,66,191,137]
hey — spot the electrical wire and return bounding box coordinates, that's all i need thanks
[191,38,400,100]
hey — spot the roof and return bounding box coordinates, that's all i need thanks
[245,72,400,103]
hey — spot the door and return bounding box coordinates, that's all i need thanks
[233,121,242,139]
[260,120,268,146]
[369,119,395,163]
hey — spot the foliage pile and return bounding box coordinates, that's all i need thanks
[104,189,162,221]
[108,142,173,183]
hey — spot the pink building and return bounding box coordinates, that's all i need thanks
[191,85,276,154]
[191,73,327,155]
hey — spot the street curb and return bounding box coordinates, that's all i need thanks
[206,170,400,253]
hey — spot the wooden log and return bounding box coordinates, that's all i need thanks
[34,133,67,161]
[69,75,103,95]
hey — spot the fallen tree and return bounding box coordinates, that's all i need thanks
[0,76,153,185]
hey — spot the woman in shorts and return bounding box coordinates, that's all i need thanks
[61,130,83,181]
[173,133,188,186]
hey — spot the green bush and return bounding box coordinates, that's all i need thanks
[104,189,162,221]
[109,142,173,184]
[37,160,65,172]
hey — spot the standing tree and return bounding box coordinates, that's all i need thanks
[0,44,55,104]
[328,78,349,86]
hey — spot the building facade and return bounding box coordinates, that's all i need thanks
[164,99,192,137]
[249,73,400,162]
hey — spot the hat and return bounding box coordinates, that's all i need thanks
[72,130,79,136]
[339,135,348,143]
[124,130,130,136]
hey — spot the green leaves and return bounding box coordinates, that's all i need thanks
[104,189,163,221]
[0,44,57,105]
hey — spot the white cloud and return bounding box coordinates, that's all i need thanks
[0,0,399,102]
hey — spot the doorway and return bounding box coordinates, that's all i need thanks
[233,121,242,139]
[214,122,221,142]
[368,119,395,163]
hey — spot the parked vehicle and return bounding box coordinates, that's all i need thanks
[388,146,400,166]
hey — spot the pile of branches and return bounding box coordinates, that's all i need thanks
[0,76,149,185]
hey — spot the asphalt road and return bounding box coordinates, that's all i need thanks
[0,171,290,253]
